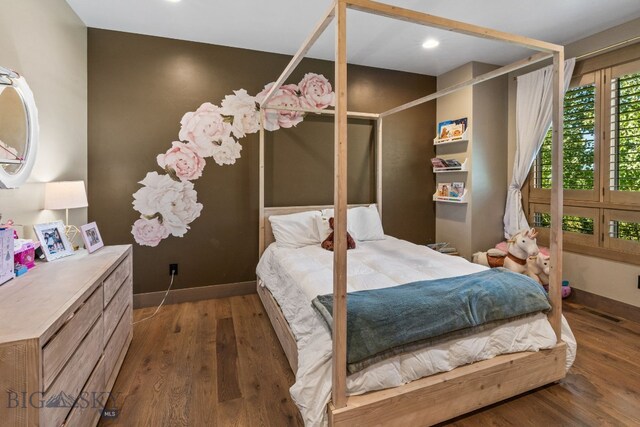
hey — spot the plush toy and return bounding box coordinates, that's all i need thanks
[561,281,572,298]
[321,217,356,251]
[472,228,540,274]
[526,252,549,286]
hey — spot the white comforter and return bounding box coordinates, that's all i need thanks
[256,236,577,427]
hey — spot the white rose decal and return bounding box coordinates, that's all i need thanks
[211,136,243,166]
[132,74,334,246]
[132,172,203,237]
[220,89,260,138]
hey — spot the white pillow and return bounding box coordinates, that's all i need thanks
[318,204,384,241]
[349,204,385,241]
[269,211,321,248]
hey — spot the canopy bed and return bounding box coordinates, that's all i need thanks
[256,1,570,425]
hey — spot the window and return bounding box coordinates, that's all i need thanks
[534,83,596,191]
[533,212,595,235]
[609,67,640,198]
[528,56,640,262]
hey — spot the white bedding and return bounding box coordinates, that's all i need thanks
[256,236,577,427]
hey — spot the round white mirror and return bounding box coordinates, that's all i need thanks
[0,68,39,189]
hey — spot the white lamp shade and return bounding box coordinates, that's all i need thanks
[44,181,88,210]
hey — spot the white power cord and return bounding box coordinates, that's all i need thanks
[132,271,175,325]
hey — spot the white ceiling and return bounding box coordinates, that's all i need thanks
[65,0,640,76]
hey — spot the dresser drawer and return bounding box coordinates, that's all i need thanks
[41,317,103,427]
[104,305,132,385]
[104,275,132,347]
[42,286,103,391]
[104,255,132,307]
[62,356,105,427]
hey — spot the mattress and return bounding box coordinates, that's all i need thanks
[256,236,577,427]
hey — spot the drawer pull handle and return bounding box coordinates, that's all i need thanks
[64,311,75,324]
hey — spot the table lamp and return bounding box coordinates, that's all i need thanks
[44,181,88,245]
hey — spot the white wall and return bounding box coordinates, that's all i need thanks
[471,62,508,254]
[507,18,640,307]
[0,0,87,238]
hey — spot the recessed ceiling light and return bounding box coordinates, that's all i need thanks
[166,0,181,3]
[422,39,440,49]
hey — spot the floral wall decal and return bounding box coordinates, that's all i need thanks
[131,73,335,247]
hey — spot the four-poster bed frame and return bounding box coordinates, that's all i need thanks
[256,0,567,425]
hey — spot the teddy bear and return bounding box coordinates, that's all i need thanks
[321,217,356,251]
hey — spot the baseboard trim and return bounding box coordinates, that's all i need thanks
[568,288,640,324]
[133,280,256,309]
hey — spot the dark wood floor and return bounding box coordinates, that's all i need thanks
[99,296,640,427]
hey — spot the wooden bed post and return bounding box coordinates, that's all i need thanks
[259,109,266,257]
[549,49,565,342]
[376,118,383,218]
[332,0,348,410]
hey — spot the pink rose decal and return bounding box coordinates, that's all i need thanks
[298,73,335,110]
[157,141,206,181]
[256,83,304,131]
[131,217,170,247]
[178,103,232,157]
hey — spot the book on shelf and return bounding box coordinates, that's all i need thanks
[439,247,458,254]
[437,117,467,140]
[444,159,461,168]
[436,182,451,197]
[431,157,448,168]
[431,158,462,169]
[426,242,458,254]
[450,182,465,197]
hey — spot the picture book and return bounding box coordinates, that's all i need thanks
[437,118,468,140]
[450,182,465,198]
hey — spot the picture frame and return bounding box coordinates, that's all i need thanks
[33,221,74,261]
[80,222,104,254]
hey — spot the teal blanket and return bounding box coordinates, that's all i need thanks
[312,268,551,373]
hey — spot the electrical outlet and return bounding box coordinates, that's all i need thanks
[169,264,178,276]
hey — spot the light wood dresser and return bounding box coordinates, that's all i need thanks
[0,245,133,426]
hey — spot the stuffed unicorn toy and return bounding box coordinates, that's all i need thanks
[472,228,540,274]
[526,252,550,286]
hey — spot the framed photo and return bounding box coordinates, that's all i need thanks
[81,222,104,254]
[33,221,74,261]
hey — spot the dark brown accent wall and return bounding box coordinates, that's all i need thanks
[88,29,436,294]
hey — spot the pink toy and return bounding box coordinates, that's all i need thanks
[542,281,572,298]
[14,241,37,269]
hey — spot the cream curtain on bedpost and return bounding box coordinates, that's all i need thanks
[503,58,575,239]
